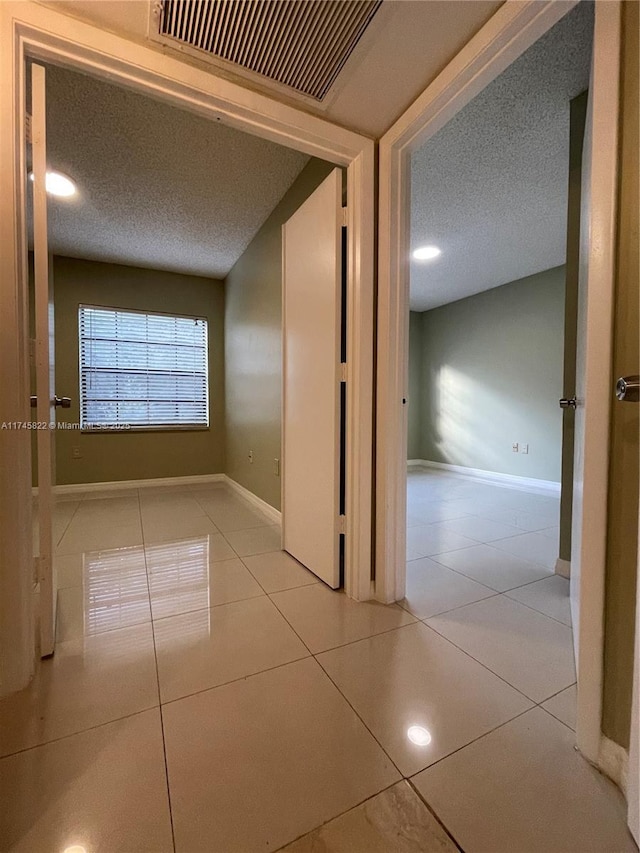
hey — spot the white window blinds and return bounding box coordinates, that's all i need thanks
[79,305,209,429]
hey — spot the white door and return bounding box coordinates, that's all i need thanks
[282,169,342,588]
[31,62,58,656]
[570,2,621,756]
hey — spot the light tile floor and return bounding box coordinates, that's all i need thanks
[3,473,635,852]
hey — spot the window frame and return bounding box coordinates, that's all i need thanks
[78,303,210,433]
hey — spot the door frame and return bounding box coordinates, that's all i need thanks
[0,0,375,695]
[376,0,619,768]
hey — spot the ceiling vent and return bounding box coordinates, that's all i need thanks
[158,0,383,101]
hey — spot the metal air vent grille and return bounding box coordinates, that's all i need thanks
[159,0,383,101]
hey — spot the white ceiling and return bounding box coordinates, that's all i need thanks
[39,64,311,279]
[409,2,593,312]
[39,0,503,138]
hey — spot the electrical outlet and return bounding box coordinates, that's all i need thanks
[248,450,254,464]
[520,443,529,455]
[512,442,519,453]
[72,446,82,459]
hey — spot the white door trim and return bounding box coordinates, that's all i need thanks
[0,0,374,695]
[376,0,618,773]
[571,0,621,765]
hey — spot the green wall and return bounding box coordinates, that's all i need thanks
[410,266,565,482]
[52,256,225,484]
[602,0,639,750]
[224,158,335,510]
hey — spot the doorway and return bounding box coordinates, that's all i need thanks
[28,57,353,647]
[0,0,376,697]
[377,0,622,768]
[399,0,593,716]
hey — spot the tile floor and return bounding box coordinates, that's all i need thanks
[1,473,635,852]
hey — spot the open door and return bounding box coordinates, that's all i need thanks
[30,62,58,657]
[570,2,621,758]
[282,169,342,588]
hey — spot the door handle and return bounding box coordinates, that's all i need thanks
[615,375,640,402]
[559,397,577,409]
[31,395,71,408]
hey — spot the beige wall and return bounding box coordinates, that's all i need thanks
[411,267,565,482]
[224,158,335,510]
[602,0,639,750]
[51,256,225,484]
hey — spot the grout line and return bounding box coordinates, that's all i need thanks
[406,778,466,852]
[405,563,569,626]
[409,705,535,777]
[418,620,537,705]
[52,494,84,547]
[311,653,405,779]
[267,595,419,657]
[405,556,502,593]
[262,589,317,656]
[537,702,577,733]
[138,489,177,853]
[501,590,573,628]
[158,652,313,709]
[238,554,320,595]
[427,540,551,572]
[0,703,160,761]
[265,591,409,779]
[539,681,577,703]
[148,589,267,624]
[420,612,576,712]
[396,590,501,621]
[270,781,411,853]
[41,480,566,852]
[424,553,550,591]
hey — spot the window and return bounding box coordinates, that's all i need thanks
[79,305,209,429]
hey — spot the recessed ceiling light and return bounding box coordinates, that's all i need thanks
[28,170,77,198]
[407,725,432,746]
[413,245,441,261]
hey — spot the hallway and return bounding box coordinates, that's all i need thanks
[0,479,634,852]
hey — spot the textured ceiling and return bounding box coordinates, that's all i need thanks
[40,64,310,279]
[410,2,593,312]
[39,0,503,137]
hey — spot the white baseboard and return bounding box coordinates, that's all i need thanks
[408,459,561,496]
[32,472,281,525]
[555,558,571,579]
[599,734,629,794]
[33,473,225,496]
[223,476,281,525]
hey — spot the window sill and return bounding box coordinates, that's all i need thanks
[80,425,210,434]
